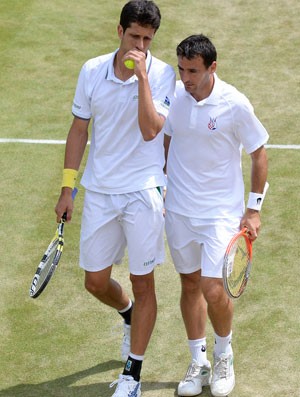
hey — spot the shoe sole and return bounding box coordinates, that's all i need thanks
[178,375,212,396]
[210,378,235,397]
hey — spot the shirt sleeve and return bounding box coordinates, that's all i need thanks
[233,96,269,154]
[72,62,92,120]
[151,64,176,119]
[163,116,173,137]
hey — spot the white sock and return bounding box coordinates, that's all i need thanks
[129,352,144,361]
[118,299,132,313]
[214,331,233,357]
[188,338,209,366]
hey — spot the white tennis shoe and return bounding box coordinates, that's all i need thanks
[178,359,212,396]
[121,323,131,362]
[211,353,235,397]
[110,374,141,397]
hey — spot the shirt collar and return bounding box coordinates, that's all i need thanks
[184,73,222,106]
[106,49,152,84]
[203,73,222,105]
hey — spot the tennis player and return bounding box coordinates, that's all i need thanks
[164,34,269,397]
[55,2,175,396]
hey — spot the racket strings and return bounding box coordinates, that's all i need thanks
[29,190,76,298]
[226,238,250,296]
[30,233,64,296]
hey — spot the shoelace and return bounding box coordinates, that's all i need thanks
[183,363,200,382]
[109,377,139,397]
[109,379,119,388]
[214,357,230,379]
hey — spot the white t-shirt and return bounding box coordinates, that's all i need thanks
[72,50,176,194]
[164,75,269,219]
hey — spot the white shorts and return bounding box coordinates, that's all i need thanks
[165,211,240,278]
[80,188,165,275]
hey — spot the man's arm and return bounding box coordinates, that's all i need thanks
[164,134,171,174]
[138,71,166,141]
[124,50,167,141]
[240,145,268,240]
[55,116,90,222]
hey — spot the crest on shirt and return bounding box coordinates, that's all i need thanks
[208,117,217,130]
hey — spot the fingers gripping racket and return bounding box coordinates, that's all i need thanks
[29,188,78,298]
[223,227,253,299]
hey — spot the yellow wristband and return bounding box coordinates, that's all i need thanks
[61,168,78,189]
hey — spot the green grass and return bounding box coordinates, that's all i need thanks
[0,1,299,396]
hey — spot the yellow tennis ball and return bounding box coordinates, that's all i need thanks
[124,59,135,69]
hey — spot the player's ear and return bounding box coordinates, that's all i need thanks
[117,24,124,39]
[210,61,217,74]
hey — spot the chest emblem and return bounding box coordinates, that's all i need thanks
[208,117,217,131]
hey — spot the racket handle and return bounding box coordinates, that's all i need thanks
[62,187,78,221]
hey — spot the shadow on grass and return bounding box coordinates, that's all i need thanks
[0,360,216,397]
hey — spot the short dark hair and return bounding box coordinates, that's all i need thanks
[120,0,161,32]
[176,34,217,68]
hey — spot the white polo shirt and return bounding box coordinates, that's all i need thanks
[72,50,175,194]
[164,75,269,219]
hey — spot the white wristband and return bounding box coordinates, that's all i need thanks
[163,174,167,192]
[247,182,269,211]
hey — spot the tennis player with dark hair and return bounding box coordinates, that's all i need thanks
[55,1,175,396]
[164,34,268,397]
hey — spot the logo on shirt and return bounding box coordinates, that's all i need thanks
[208,117,217,130]
[161,96,170,109]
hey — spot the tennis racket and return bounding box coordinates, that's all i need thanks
[223,227,253,299]
[29,188,78,298]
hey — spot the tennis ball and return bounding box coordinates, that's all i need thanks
[124,59,135,69]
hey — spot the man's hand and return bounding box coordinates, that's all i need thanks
[122,49,147,78]
[240,208,261,241]
[55,187,74,223]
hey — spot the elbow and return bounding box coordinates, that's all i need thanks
[139,114,165,141]
[143,134,157,142]
[141,129,159,141]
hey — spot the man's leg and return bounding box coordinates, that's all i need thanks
[129,271,157,356]
[118,270,156,387]
[84,266,131,311]
[110,188,162,395]
[85,267,133,363]
[200,277,233,337]
[180,271,207,341]
[177,271,211,397]
[201,277,235,397]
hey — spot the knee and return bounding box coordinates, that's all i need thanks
[181,272,202,295]
[130,273,155,298]
[85,274,108,296]
[203,282,226,306]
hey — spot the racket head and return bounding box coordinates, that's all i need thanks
[223,227,253,299]
[29,221,64,298]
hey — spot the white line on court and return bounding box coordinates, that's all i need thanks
[0,138,299,149]
[0,138,67,144]
[265,144,300,149]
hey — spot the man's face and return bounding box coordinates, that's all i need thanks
[178,55,216,101]
[118,22,156,55]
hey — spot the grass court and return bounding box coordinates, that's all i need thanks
[0,1,299,396]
